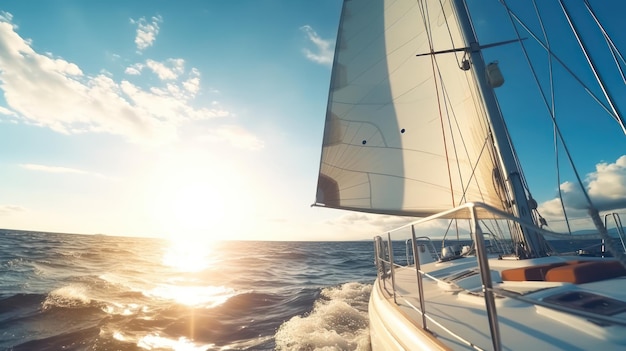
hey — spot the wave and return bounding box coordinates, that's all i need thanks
[0,233,378,350]
[43,283,94,309]
[274,282,372,351]
[0,293,45,323]
[10,326,102,351]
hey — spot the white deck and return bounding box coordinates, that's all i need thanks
[369,256,626,350]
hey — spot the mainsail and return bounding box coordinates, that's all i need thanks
[315,0,511,218]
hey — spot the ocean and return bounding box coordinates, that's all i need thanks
[0,229,376,351]
[0,229,609,351]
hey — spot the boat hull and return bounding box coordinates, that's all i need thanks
[368,256,626,350]
[368,277,448,351]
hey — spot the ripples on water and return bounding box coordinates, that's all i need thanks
[0,230,377,350]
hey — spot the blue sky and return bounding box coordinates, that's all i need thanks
[471,0,626,232]
[0,1,624,241]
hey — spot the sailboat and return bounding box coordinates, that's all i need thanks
[314,0,626,350]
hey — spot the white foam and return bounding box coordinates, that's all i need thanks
[275,282,372,351]
[43,284,92,309]
[102,301,142,316]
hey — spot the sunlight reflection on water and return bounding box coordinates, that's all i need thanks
[111,331,213,351]
[102,302,144,316]
[1,231,378,351]
[162,241,215,273]
[137,333,211,350]
[145,284,237,308]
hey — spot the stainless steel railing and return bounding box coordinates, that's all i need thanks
[373,202,503,350]
[372,202,626,351]
[405,236,439,266]
[604,213,626,254]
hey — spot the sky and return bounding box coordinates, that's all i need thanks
[0,1,624,242]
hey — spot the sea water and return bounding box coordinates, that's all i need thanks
[0,229,603,350]
[0,230,376,350]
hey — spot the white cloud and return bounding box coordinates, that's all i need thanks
[323,211,454,240]
[183,68,201,95]
[19,163,111,179]
[125,63,143,75]
[131,15,162,51]
[0,105,16,116]
[0,15,230,145]
[21,163,89,174]
[300,25,334,66]
[145,58,184,80]
[0,12,13,24]
[125,61,199,96]
[0,204,25,216]
[539,155,626,219]
[587,156,626,208]
[333,213,411,229]
[200,125,265,151]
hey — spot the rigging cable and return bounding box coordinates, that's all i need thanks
[558,0,626,135]
[418,0,460,242]
[496,4,618,124]
[583,0,626,84]
[531,0,572,235]
[499,0,626,263]
[435,0,508,215]
[557,0,626,266]
[422,0,506,243]
[499,0,584,236]
[437,0,477,243]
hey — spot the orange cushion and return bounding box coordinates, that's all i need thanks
[501,262,568,281]
[545,261,626,284]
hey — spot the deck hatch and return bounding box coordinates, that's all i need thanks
[544,291,626,316]
[442,269,479,283]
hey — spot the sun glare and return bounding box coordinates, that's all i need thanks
[162,241,213,272]
[142,150,258,241]
[170,182,226,233]
[156,241,237,311]
[146,284,235,308]
[146,160,229,238]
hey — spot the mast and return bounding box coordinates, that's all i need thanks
[450,0,547,258]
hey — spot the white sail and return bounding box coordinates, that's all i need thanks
[316,0,509,218]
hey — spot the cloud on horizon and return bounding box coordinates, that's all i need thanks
[323,211,457,240]
[539,155,626,219]
[0,204,26,216]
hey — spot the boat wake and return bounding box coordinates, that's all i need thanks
[275,282,372,351]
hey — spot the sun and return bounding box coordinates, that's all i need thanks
[143,155,231,239]
[141,149,258,241]
[171,182,226,231]
[150,179,230,239]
